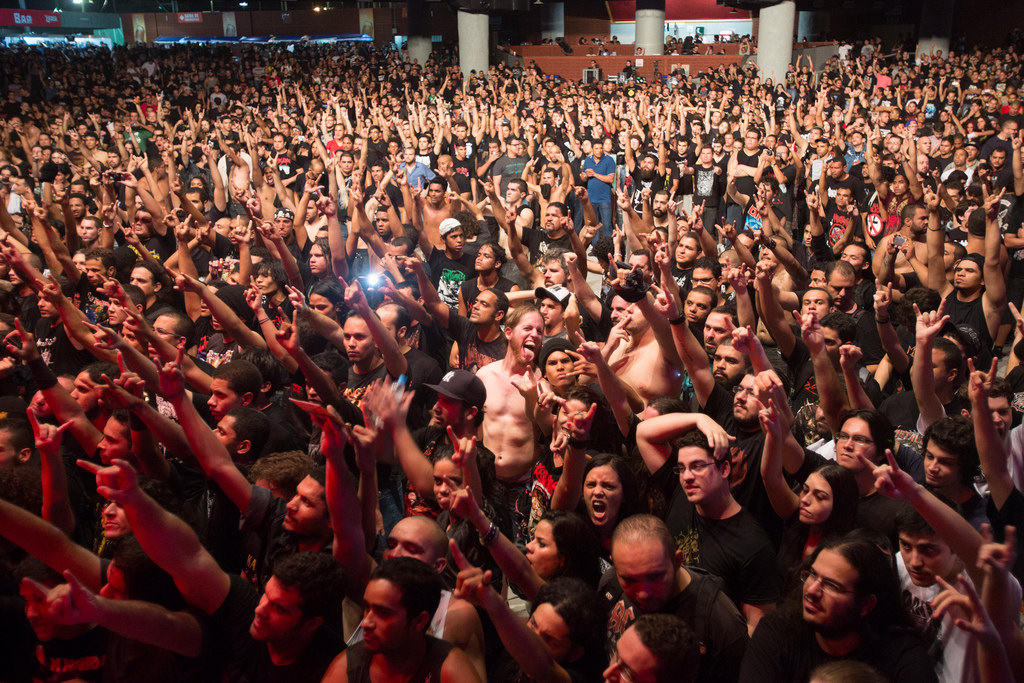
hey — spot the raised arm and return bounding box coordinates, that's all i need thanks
[911,300,950,432]
[78,458,231,615]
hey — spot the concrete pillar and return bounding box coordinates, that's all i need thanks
[917,0,954,59]
[458,10,489,80]
[756,0,795,85]
[541,1,564,42]
[406,0,432,65]
[635,0,665,56]
[797,11,826,42]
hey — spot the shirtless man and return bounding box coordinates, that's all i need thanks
[604,289,684,404]
[407,177,457,251]
[475,305,544,481]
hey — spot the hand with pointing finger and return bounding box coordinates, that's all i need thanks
[77,458,140,504]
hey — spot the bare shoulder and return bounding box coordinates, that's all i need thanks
[320,650,348,683]
[441,646,483,683]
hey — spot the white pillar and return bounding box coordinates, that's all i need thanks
[917,0,954,59]
[541,1,564,42]
[407,35,431,65]
[756,0,795,85]
[458,10,489,79]
[635,9,665,56]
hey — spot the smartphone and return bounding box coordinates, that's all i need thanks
[892,235,907,246]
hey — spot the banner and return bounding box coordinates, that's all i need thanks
[0,9,60,28]
[358,8,374,39]
[177,12,202,23]
[132,14,147,44]
[222,11,237,37]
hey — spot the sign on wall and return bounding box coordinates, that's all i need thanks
[0,9,60,27]
[223,11,237,37]
[177,12,202,23]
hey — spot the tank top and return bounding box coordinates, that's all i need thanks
[345,635,453,683]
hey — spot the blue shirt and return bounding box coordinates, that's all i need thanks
[581,154,616,203]
[401,161,435,190]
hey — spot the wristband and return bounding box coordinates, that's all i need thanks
[568,436,590,449]
[257,317,271,325]
[479,523,498,547]
[669,314,687,326]
[875,317,890,324]
[28,357,58,391]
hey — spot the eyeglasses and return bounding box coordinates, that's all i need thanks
[834,431,874,446]
[800,568,854,596]
[731,385,754,398]
[607,647,637,682]
[672,460,720,476]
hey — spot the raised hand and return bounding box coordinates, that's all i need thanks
[800,311,826,355]
[155,342,187,402]
[76,458,139,504]
[4,319,40,363]
[839,343,863,372]
[914,299,948,344]
[28,408,71,457]
[451,539,495,607]
[859,448,918,501]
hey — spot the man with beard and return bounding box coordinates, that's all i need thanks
[872,201,929,283]
[739,538,936,682]
[647,190,673,231]
[626,149,667,214]
[412,258,508,371]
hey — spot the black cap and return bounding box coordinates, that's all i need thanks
[425,370,486,411]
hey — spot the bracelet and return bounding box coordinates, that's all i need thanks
[668,314,687,326]
[875,317,890,324]
[479,523,498,547]
[257,317,271,325]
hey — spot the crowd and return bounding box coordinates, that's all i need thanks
[0,33,1021,683]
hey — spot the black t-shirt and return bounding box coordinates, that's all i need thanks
[459,276,518,310]
[660,489,780,607]
[599,566,749,683]
[521,227,572,265]
[629,167,667,213]
[427,248,475,310]
[697,382,785,545]
[447,313,507,372]
[34,317,93,376]
[33,625,109,682]
[692,164,724,209]
[404,347,444,430]
[739,605,938,683]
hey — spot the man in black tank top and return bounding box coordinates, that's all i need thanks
[322,558,482,682]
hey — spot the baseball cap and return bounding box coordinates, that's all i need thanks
[535,284,571,309]
[425,370,486,411]
[439,217,462,237]
[274,207,295,220]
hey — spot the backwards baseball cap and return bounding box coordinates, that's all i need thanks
[535,284,571,309]
[274,207,295,220]
[426,370,486,411]
[439,217,462,237]
[958,253,985,268]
